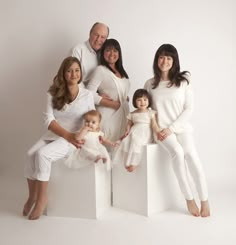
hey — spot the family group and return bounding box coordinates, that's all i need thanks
[23,22,210,220]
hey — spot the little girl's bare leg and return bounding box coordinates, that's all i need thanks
[126,165,137,172]
[186,199,200,217]
[95,155,102,163]
[102,157,107,163]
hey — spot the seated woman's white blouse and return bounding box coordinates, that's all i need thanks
[144,78,193,134]
[43,85,95,140]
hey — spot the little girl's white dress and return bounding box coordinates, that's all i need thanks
[64,131,111,170]
[112,109,156,167]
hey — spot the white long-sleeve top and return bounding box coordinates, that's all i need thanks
[87,65,130,105]
[72,40,98,86]
[42,85,95,140]
[144,78,193,134]
[87,65,130,141]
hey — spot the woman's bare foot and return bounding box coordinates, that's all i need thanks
[186,199,200,217]
[200,200,210,217]
[28,198,47,220]
[23,198,36,216]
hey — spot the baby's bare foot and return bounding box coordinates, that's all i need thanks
[186,199,200,217]
[200,200,210,217]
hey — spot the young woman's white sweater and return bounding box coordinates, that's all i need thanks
[144,78,193,134]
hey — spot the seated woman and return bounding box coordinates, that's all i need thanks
[23,57,94,220]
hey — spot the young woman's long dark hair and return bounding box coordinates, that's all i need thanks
[152,44,189,89]
[100,39,129,79]
[48,57,82,110]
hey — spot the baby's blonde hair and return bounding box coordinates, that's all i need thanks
[83,110,102,122]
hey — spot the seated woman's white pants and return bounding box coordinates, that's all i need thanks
[158,133,208,201]
[24,137,71,181]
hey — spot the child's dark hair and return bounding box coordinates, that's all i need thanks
[132,89,152,108]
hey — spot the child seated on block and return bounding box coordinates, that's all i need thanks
[113,89,160,172]
[65,110,117,170]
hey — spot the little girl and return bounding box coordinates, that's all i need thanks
[64,110,116,170]
[113,89,160,172]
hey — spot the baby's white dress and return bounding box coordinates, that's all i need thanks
[64,131,111,170]
[113,109,156,167]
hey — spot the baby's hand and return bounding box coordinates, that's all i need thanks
[113,140,121,147]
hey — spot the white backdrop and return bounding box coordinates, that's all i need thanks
[0,0,235,201]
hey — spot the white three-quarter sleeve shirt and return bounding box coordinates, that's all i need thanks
[43,85,95,140]
[144,78,193,134]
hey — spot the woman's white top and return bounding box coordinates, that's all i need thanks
[87,65,130,141]
[144,78,193,134]
[42,85,95,140]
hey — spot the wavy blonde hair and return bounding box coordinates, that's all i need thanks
[48,57,82,110]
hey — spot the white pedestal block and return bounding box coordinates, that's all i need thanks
[112,144,183,216]
[47,161,111,219]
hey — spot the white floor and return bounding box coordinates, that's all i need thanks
[1,183,236,245]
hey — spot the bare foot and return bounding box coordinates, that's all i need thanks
[200,200,210,217]
[186,199,200,217]
[102,157,107,163]
[28,198,47,220]
[126,165,137,172]
[23,198,36,216]
[95,155,102,163]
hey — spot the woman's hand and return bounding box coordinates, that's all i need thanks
[100,98,120,110]
[157,128,172,141]
[64,132,84,148]
[99,93,112,100]
[112,100,120,110]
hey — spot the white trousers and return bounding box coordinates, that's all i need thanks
[158,133,208,201]
[24,138,71,181]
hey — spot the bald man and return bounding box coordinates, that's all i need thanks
[72,22,109,86]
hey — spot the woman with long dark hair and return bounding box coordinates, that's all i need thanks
[145,44,210,217]
[87,39,130,144]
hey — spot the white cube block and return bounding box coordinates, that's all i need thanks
[112,144,183,216]
[47,161,111,219]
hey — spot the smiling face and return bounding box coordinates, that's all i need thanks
[89,23,109,52]
[157,55,173,74]
[64,62,81,85]
[84,114,100,132]
[103,46,119,65]
[135,96,149,111]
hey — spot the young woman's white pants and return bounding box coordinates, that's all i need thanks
[158,133,208,201]
[24,137,71,181]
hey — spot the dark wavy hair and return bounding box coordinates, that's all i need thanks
[100,38,129,79]
[152,44,189,89]
[132,89,152,108]
[48,57,82,110]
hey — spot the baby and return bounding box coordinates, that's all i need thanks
[64,110,116,170]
